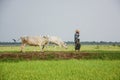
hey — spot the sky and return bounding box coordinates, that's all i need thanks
[0,0,120,42]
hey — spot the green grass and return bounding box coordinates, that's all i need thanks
[0,45,120,52]
[0,45,120,80]
[0,60,120,80]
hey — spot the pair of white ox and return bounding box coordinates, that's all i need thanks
[20,36,67,52]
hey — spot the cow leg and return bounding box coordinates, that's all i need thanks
[41,45,45,52]
[42,45,45,50]
[21,43,26,52]
[39,45,45,52]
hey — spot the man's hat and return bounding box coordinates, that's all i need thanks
[75,29,80,33]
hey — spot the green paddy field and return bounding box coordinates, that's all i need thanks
[0,45,120,80]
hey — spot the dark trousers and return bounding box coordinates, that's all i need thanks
[75,42,81,51]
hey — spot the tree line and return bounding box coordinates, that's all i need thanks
[0,41,120,46]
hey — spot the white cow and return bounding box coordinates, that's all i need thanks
[20,36,49,52]
[48,36,67,49]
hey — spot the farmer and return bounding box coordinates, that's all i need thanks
[74,29,81,51]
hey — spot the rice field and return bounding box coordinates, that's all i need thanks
[0,60,120,80]
[0,45,120,80]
